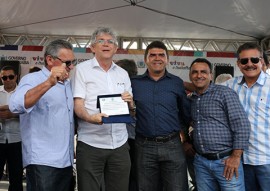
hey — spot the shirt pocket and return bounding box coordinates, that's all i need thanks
[115,82,125,93]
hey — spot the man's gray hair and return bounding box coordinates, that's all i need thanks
[44,39,73,65]
[90,27,118,46]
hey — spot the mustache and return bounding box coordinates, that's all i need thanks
[244,66,256,70]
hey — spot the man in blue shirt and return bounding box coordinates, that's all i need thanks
[225,43,270,191]
[189,58,250,191]
[9,39,76,191]
[131,41,191,191]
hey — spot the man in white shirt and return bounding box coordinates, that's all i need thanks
[73,27,134,191]
[0,66,23,191]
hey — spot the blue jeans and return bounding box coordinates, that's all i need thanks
[135,136,188,191]
[244,164,270,191]
[26,164,73,191]
[193,154,245,191]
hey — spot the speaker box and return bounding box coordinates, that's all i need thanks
[0,60,21,85]
[214,65,234,81]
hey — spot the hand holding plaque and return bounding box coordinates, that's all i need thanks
[97,94,135,123]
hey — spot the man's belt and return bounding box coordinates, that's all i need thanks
[200,150,232,160]
[136,132,179,143]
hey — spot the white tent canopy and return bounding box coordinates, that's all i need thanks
[1,0,270,80]
[1,0,270,48]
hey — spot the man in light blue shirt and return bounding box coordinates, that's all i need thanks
[225,42,270,191]
[9,39,76,191]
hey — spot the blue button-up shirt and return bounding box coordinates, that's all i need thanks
[131,70,191,137]
[9,67,74,168]
[190,83,250,154]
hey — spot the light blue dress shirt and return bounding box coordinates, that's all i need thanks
[225,72,270,165]
[9,67,74,168]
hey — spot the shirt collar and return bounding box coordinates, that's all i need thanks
[42,66,51,77]
[192,83,215,97]
[0,84,17,93]
[92,57,117,70]
[238,71,267,86]
[139,69,172,80]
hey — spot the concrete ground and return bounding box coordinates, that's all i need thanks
[0,180,26,191]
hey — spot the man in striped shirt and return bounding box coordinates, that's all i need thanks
[225,42,270,191]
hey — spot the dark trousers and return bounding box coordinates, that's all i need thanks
[76,141,131,191]
[135,136,188,191]
[0,141,23,191]
[128,138,137,191]
[26,164,73,191]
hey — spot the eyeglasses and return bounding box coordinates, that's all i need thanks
[94,39,116,45]
[238,57,261,65]
[1,75,15,81]
[54,56,77,67]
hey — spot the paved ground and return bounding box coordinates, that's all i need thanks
[0,180,26,191]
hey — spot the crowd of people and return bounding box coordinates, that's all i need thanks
[0,26,269,191]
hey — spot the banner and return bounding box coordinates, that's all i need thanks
[0,45,241,82]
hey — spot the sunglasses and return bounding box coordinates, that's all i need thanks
[54,56,77,67]
[1,75,15,81]
[238,57,261,65]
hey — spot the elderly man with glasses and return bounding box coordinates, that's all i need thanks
[73,27,134,191]
[225,42,270,191]
[9,39,76,191]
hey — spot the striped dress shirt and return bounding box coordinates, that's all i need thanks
[225,72,270,165]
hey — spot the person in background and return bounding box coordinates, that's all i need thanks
[0,66,23,191]
[116,59,138,77]
[225,42,270,191]
[116,59,138,191]
[132,41,191,191]
[189,58,250,191]
[28,66,41,73]
[214,73,233,84]
[262,52,270,74]
[182,122,197,191]
[9,39,76,191]
[73,27,133,191]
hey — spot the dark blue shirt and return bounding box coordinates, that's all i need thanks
[131,70,191,137]
[190,83,250,154]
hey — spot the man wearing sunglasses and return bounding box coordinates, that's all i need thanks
[225,42,270,191]
[0,66,23,191]
[9,39,76,191]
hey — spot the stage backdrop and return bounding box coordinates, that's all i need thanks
[0,45,241,82]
